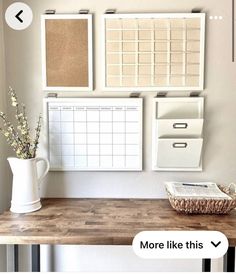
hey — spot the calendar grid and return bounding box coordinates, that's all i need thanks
[46,98,142,171]
[73,107,75,167]
[86,108,88,167]
[99,109,101,167]
[111,108,114,167]
[124,107,127,167]
[59,107,62,167]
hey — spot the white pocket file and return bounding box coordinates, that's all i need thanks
[157,119,203,138]
[157,139,203,168]
[152,97,204,171]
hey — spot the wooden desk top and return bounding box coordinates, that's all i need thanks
[0,198,235,245]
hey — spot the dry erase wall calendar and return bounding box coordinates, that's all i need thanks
[44,98,143,171]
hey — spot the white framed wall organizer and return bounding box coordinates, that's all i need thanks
[102,13,205,92]
[152,97,204,171]
[41,14,93,91]
[44,98,143,171]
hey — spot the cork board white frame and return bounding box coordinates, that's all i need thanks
[41,14,93,91]
[102,13,205,92]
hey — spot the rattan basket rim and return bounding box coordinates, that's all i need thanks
[165,183,236,214]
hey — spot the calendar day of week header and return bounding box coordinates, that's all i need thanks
[48,106,140,111]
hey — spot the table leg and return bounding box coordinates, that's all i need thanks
[32,245,40,272]
[202,259,211,272]
[223,246,235,272]
[13,245,19,272]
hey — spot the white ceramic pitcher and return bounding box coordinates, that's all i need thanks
[8,157,50,213]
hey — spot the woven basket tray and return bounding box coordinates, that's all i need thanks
[166,184,236,214]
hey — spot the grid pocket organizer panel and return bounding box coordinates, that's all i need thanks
[103,13,205,91]
[44,98,143,171]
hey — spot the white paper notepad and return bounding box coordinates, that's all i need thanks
[165,182,232,199]
[44,98,143,171]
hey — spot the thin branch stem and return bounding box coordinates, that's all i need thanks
[0,87,42,159]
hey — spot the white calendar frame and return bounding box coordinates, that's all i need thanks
[44,98,143,171]
[102,13,205,92]
[41,14,93,92]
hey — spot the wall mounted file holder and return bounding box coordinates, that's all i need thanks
[44,98,143,171]
[102,13,205,92]
[152,97,204,171]
[41,14,93,91]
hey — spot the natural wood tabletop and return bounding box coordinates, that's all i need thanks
[0,198,235,245]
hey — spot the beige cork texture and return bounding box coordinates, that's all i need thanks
[46,19,88,87]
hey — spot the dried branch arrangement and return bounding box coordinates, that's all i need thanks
[0,87,41,159]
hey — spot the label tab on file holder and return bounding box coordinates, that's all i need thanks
[172,142,187,148]
[173,123,188,129]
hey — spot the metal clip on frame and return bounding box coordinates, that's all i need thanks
[190,91,200,97]
[45,9,56,14]
[156,92,167,97]
[105,9,116,14]
[47,93,58,98]
[79,9,89,14]
[191,8,202,13]
[130,93,140,98]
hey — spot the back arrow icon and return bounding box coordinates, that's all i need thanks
[15,10,23,23]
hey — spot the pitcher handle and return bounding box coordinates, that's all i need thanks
[35,157,50,184]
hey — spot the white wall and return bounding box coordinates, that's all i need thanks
[0,0,8,213]
[0,0,11,271]
[2,0,236,272]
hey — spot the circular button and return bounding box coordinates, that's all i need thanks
[5,2,33,30]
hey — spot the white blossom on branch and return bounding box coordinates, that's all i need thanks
[0,87,42,159]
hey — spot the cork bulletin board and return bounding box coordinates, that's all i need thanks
[102,13,205,92]
[41,14,93,91]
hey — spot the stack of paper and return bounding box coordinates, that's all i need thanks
[165,182,232,199]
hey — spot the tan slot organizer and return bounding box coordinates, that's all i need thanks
[103,13,205,91]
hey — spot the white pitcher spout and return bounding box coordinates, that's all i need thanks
[8,157,36,177]
[7,157,19,172]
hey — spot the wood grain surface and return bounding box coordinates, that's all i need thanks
[0,199,235,245]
